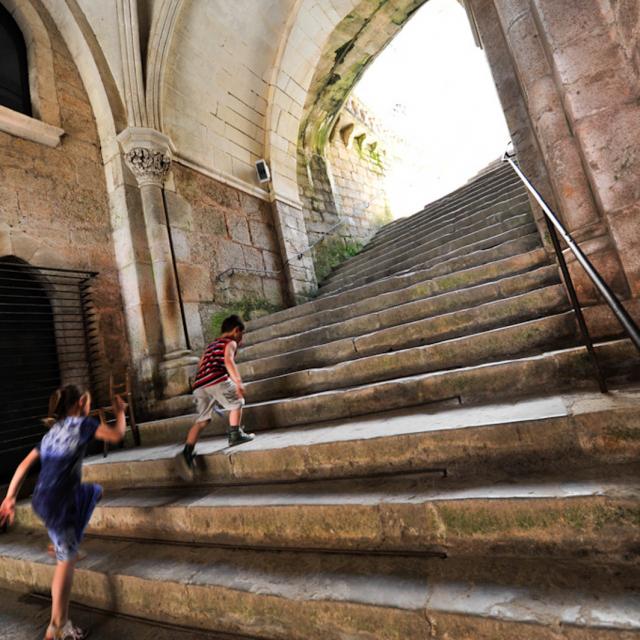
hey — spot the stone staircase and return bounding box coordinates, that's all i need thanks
[2,164,640,639]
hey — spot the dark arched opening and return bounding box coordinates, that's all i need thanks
[0,257,60,482]
[0,2,31,116]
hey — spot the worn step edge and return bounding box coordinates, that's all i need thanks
[324,209,533,287]
[317,233,543,303]
[240,265,560,363]
[367,182,528,253]
[244,340,638,430]
[376,165,517,236]
[1,534,638,640]
[244,248,551,348]
[244,311,580,400]
[82,390,640,489]
[240,284,569,380]
[135,340,638,442]
[320,215,537,291]
[243,298,638,396]
[320,221,539,295]
[338,190,531,274]
[247,235,542,333]
[369,171,524,246]
[15,475,640,562]
[335,193,531,276]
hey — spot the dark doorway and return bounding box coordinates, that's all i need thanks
[0,258,60,481]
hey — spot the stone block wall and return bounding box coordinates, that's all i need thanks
[0,7,129,401]
[167,164,287,346]
[299,96,393,252]
[325,120,392,245]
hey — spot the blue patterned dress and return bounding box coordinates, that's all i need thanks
[31,416,102,561]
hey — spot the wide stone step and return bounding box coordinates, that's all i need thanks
[246,236,544,336]
[0,587,246,640]
[81,388,640,489]
[320,222,537,295]
[318,231,543,302]
[135,339,638,443]
[335,190,530,278]
[365,179,527,255]
[244,248,551,347]
[1,534,638,640]
[245,312,583,401]
[16,470,640,562]
[241,264,560,364]
[241,284,569,380]
[323,208,533,289]
[368,169,523,248]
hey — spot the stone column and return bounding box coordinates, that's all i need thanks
[117,127,198,397]
[466,0,557,257]
[490,0,629,303]
[531,0,640,299]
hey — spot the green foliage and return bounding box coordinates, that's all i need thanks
[313,235,363,283]
[210,297,283,336]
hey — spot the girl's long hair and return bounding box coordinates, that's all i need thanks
[43,384,82,427]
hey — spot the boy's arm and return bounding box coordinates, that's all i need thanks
[0,448,40,527]
[224,341,245,397]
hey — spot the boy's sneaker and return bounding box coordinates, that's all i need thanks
[174,448,195,481]
[228,426,255,446]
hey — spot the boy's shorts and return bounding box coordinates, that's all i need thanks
[194,379,244,422]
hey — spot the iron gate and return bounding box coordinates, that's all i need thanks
[0,258,98,480]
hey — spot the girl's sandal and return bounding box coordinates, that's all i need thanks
[44,621,89,639]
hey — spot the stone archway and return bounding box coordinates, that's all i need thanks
[266,0,640,308]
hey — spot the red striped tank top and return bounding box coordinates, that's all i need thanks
[192,338,233,390]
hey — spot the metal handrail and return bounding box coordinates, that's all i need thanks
[217,220,345,282]
[503,149,640,392]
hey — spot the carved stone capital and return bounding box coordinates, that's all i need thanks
[124,147,171,186]
[117,127,176,187]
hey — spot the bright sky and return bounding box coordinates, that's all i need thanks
[353,0,511,218]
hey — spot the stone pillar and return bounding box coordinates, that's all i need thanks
[467,0,557,257]
[531,0,640,298]
[117,127,198,398]
[491,0,629,303]
[270,197,317,305]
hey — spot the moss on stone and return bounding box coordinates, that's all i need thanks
[438,501,640,537]
[211,297,283,335]
[604,424,640,441]
[314,236,363,283]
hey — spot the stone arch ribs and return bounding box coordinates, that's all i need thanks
[117,0,147,127]
[116,0,184,131]
[145,0,183,132]
[263,0,427,302]
[299,1,426,161]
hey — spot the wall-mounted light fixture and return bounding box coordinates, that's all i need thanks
[256,159,271,184]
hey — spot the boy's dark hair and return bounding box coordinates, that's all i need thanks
[43,384,82,427]
[221,314,245,334]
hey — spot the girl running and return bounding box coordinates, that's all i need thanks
[0,385,127,640]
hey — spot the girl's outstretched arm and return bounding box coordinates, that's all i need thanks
[0,448,40,527]
[94,394,127,444]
